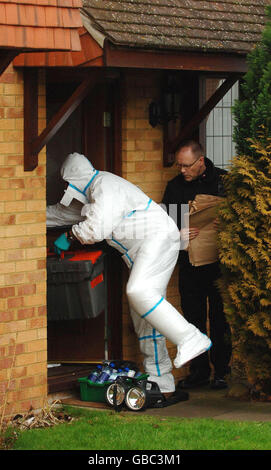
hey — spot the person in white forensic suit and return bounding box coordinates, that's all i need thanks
[47,153,211,397]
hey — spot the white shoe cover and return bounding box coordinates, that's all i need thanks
[147,373,175,394]
[174,331,212,369]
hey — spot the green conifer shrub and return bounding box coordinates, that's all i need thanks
[233,6,271,156]
[217,7,271,396]
[217,139,271,395]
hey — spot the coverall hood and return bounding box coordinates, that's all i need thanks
[60,152,97,206]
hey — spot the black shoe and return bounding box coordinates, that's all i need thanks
[150,388,189,409]
[157,389,190,408]
[210,377,228,390]
[177,371,210,390]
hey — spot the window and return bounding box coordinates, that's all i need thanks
[199,78,239,169]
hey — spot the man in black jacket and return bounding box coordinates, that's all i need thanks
[162,140,231,390]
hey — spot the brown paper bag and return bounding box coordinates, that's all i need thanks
[187,194,224,267]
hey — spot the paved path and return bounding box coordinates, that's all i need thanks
[60,384,271,422]
[144,385,271,422]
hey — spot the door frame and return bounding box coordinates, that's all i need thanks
[45,68,123,372]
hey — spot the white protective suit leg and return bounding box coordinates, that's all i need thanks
[126,238,211,373]
[129,301,175,393]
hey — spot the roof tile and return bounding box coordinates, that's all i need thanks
[0,0,83,50]
[13,26,103,66]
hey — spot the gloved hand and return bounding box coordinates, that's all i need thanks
[53,233,71,255]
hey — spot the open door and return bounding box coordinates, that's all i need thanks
[46,73,123,392]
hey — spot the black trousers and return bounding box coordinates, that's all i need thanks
[178,254,232,378]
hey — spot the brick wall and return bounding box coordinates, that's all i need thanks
[121,70,187,382]
[0,65,47,420]
[0,66,187,420]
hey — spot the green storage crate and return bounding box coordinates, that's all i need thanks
[78,375,148,403]
[78,377,110,403]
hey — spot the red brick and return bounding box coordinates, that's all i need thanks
[11,366,27,379]
[28,177,45,188]
[6,249,25,261]
[8,343,24,355]
[18,307,35,320]
[18,237,36,249]
[0,381,8,394]
[0,311,14,322]
[1,166,15,177]
[0,287,15,298]
[37,260,46,269]
[0,358,14,369]
[9,179,25,189]
[38,305,46,316]
[26,271,46,282]
[0,214,15,225]
[7,155,23,166]
[6,108,23,119]
[20,377,35,389]
[34,374,47,386]
[4,273,25,285]
[18,284,36,296]
[29,317,46,329]
[20,398,43,415]
[7,296,24,309]
[1,401,17,417]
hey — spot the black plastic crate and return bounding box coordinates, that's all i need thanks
[47,251,106,321]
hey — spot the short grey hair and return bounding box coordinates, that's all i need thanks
[175,140,204,158]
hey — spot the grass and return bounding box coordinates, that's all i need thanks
[6,406,271,451]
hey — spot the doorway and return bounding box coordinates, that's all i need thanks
[45,71,123,392]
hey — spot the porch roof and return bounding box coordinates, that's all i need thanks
[0,0,83,51]
[13,0,269,73]
[82,0,269,55]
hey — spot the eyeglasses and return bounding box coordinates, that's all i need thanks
[175,157,201,170]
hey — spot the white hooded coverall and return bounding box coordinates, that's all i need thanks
[47,153,211,393]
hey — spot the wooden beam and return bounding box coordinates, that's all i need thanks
[24,71,101,171]
[164,75,241,166]
[104,42,248,73]
[0,50,18,76]
[32,73,101,156]
[24,68,38,171]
